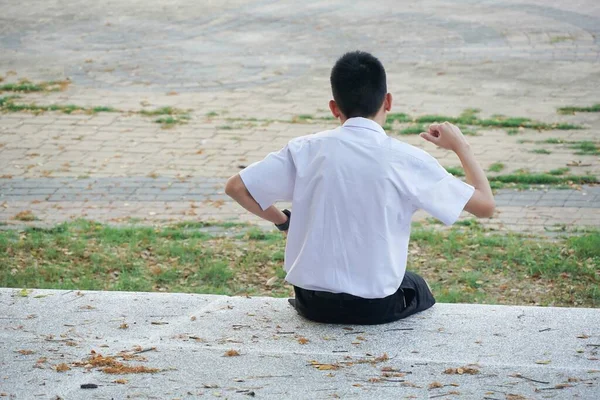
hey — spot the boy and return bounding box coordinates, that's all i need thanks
[225,51,494,325]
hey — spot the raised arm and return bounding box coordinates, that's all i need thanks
[420,122,495,218]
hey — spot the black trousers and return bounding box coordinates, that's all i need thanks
[292,271,435,325]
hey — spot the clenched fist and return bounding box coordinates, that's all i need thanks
[420,122,471,154]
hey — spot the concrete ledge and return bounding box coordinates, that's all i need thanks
[1,289,598,399]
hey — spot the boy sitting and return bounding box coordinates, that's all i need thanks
[225,51,494,325]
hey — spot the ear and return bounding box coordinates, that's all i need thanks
[384,93,392,112]
[329,100,341,119]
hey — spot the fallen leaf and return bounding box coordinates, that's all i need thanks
[297,337,309,345]
[113,379,128,384]
[428,381,443,389]
[18,349,35,355]
[224,350,240,357]
[266,276,278,286]
[535,360,551,365]
[444,366,479,375]
[190,316,197,321]
[119,323,129,329]
[506,395,527,400]
[577,334,590,339]
[55,363,71,372]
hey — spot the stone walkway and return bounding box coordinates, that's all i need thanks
[1,0,599,234]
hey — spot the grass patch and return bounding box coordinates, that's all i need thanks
[0,97,121,115]
[413,109,582,130]
[206,111,219,117]
[548,168,570,176]
[537,139,599,155]
[530,148,552,155]
[506,128,519,136]
[2,220,598,307]
[387,113,412,123]
[445,166,465,177]
[399,124,425,135]
[155,115,190,128]
[0,79,70,93]
[557,104,600,114]
[550,35,573,44]
[569,141,599,155]
[542,138,565,144]
[489,173,597,185]
[488,163,505,173]
[139,107,187,116]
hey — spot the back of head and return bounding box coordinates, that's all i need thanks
[330,51,387,118]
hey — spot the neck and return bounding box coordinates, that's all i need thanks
[341,112,386,127]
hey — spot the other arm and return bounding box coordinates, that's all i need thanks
[225,174,288,225]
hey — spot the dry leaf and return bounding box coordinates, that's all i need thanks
[368,377,381,383]
[266,276,278,286]
[506,395,527,400]
[190,316,197,321]
[428,381,443,389]
[444,366,479,375]
[113,378,128,384]
[297,337,309,345]
[55,363,71,372]
[554,383,572,389]
[18,349,34,355]
[535,360,551,365]
[224,349,240,357]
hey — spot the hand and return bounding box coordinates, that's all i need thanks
[420,122,470,153]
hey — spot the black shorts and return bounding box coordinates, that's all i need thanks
[291,271,435,325]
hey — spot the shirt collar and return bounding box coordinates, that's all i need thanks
[342,117,387,136]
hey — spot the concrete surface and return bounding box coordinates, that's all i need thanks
[1,289,598,399]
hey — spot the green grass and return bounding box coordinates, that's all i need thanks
[542,138,565,144]
[557,104,600,114]
[489,173,597,185]
[0,80,70,93]
[550,35,574,44]
[139,106,187,116]
[387,113,412,123]
[569,141,599,155]
[412,109,582,131]
[206,111,219,117]
[488,163,505,173]
[399,124,425,135]
[2,220,598,307]
[548,168,570,176]
[506,128,519,136]
[155,115,190,128]
[445,166,465,177]
[0,97,121,115]
[530,148,552,155]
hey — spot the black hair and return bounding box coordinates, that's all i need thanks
[330,51,387,118]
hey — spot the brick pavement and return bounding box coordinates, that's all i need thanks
[1,0,599,234]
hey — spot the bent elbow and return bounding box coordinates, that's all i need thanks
[224,176,237,197]
[478,200,495,218]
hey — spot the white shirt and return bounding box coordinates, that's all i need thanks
[240,117,474,299]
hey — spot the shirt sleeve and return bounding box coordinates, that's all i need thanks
[408,157,475,226]
[239,145,296,210]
